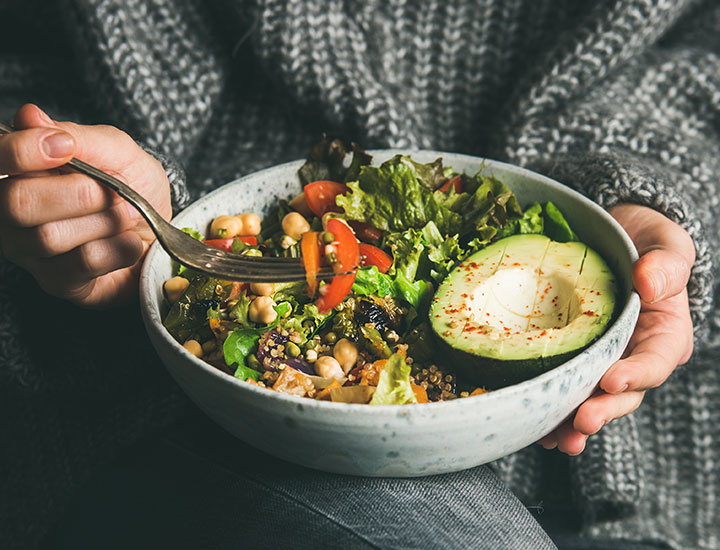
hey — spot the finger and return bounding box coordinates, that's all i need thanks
[572,391,645,436]
[555,420,588,456]
[633,248,692,304]
[32,231,145,298]
[0,172,121,227]
[14,104,141,171]
[13,103,56,130]
[1,202,140,259]
[0,127,76,175]
[537,432,558,450]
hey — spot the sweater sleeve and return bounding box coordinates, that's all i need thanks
[495,2,720,522]
[500,10,719,343]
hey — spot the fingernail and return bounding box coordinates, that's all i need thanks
[41,131,74,159]
[649,269,666,302]
[125,202,141,221]
[614,383,629,394]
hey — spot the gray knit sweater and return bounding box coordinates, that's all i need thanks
[1,1,718,548]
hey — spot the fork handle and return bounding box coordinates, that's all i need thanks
[0,120,166,230]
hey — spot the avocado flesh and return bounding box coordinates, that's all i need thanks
[430,234,616,388]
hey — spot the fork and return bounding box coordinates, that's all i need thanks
[0,121,349,282]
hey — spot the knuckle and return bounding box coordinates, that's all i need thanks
[32,222,64,257]
[74,177,104,212]
[74,242,101,278]
[0,178,31,225]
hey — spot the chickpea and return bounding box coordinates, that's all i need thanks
[164,276,189,304]
[210,215,243,238]
[314,355,344,380]
[281,212,311,241]
[333,338,359,373]
[249,282,274,296]
[238,212,262,236]
[249,296,278,324]
[183,340,203,358]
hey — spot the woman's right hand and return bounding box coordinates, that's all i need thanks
[0,104,172,307]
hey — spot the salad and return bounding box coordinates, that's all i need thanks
[162,137,611,405]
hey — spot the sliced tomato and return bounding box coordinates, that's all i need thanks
[358,243,392,273]
[301,231,321,297]
[316,218,359,314]
[348,220,383,243]
[304,180,349,218]
[439,175,462,193]
[204,236,258,251]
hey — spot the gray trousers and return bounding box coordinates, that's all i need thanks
[46,415,665,550]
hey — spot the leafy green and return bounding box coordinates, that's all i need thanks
[337,157,463,235]
[352,266,395,298]
[393,272,432,311]
[181,227,203,241]
[543,201,580,242]
[229,291,253,327]
[297,135,372,186]
[163,277,235,342]
[224,328,261,369]
[396,156,447,191]
[385,228,425,281]
[370,354,417,405]
[234,364,261,382]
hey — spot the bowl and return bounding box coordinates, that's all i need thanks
[139,150,641,477]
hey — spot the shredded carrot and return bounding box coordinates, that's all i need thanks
[470,387,488,396]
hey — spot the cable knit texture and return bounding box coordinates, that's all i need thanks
[1,1,718,548]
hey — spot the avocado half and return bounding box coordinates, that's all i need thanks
[430,234,616,389]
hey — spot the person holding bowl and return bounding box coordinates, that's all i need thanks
[0,1,714,549]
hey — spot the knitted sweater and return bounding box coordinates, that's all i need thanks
[1,1,718,548]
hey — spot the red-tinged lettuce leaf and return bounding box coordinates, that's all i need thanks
[297,135,372,186]
[337,157,463,236]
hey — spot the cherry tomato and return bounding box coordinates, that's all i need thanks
[348,220,384,243]
[301,232,321,297]
[439,175,462,193]
[204,236,258,251]
[316,218,359,313]
[304,180,349,217]
[358,243,392,273]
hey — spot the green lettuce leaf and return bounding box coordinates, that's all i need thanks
[393,272,432,311]
[352,266,396,298]
[224,328,261,369]
[543,201,580,242]
[336,157,463,235]
[370,354,417,405]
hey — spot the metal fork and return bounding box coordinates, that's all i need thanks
[0,121,349,282]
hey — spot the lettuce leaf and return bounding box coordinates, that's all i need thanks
[352,266,396,298]
[370,353,417,405]
[543,201,580,242]
[337,157,463,235]
[297,135,372,186]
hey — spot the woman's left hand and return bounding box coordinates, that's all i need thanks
[538,204,695,455]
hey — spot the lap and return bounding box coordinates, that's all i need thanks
[47,413,557,550]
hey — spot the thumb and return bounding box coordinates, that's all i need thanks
[633,248,692,303]
[610,204,695,303]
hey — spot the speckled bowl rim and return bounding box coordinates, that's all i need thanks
[140,150,640,417]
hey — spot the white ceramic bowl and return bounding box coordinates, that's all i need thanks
[140,151,640,477]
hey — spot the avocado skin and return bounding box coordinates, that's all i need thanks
[434,334,588,390]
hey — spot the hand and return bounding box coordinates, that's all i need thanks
[538,204,695,455]
[0,104,172,307]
